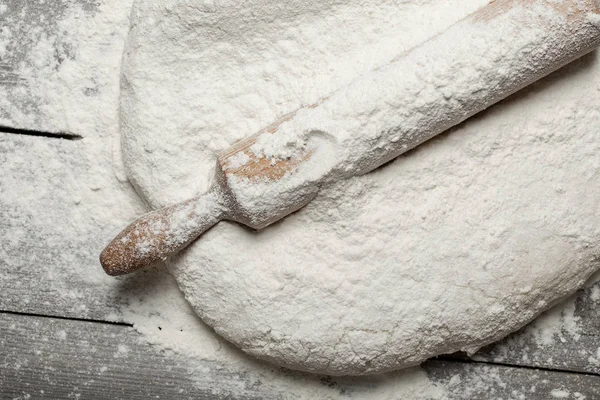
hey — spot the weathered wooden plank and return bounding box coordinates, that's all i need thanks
[0,312,273,399]
[2,130,600,382]
[3,311,600,400]
[470,275,600,375]
[0,131,146,321]
[0,0,147,320]
[2,0,600,388]
[424,360,600,399]
[0,0,132,136]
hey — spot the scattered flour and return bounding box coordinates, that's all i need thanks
[516,295,583,348]
[4,0,600,396]
[551,388,572,398]
[121,0,600,376]
[0,0,444,397]
[590,286,600,301]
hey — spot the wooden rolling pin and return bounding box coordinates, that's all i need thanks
[101,0,600,276]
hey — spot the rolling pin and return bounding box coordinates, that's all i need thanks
[101,0,600,276]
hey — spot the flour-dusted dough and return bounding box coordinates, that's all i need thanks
[121,0,600,375]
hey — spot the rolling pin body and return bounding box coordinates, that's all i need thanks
[101,0,600,275]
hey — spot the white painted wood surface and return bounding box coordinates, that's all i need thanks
[2,0,600,397]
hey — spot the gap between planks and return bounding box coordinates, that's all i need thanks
[0,309,132,328]
[0,125,83,140]
[4,308,600,380]
[435,354,600,379]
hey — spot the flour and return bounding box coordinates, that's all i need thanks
[120,0,600,376]
[551,389,572,398]
[1,0,450,395]
[5,0,600,395]
[247,1,598,179]
[219,0,600,232]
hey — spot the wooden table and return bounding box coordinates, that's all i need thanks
[2,1,600,398]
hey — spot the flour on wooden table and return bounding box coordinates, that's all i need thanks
[0,0,449,396]
[4,0,600,395]
[121,0,600,376]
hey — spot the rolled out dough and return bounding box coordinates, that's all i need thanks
[120,0,600,374]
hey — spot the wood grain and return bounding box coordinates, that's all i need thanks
[3,311,600,399]
[472,277,600,375]
[0,63,22,86]
[0,0,131,136]
[219,109,311,181]
[3,0,600,397]
[0,312,273,400]
[424,359,600,398]
[0,128,147,320]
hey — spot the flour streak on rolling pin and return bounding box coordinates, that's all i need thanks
[101,0,600,276]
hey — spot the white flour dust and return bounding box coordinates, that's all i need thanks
[4,0,600,396]
[219,1,600,232]
[121,0,600,376]
[0,0,449,396]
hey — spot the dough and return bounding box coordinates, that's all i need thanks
[120,0,600,375]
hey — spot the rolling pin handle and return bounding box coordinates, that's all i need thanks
[100,188,226,276]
